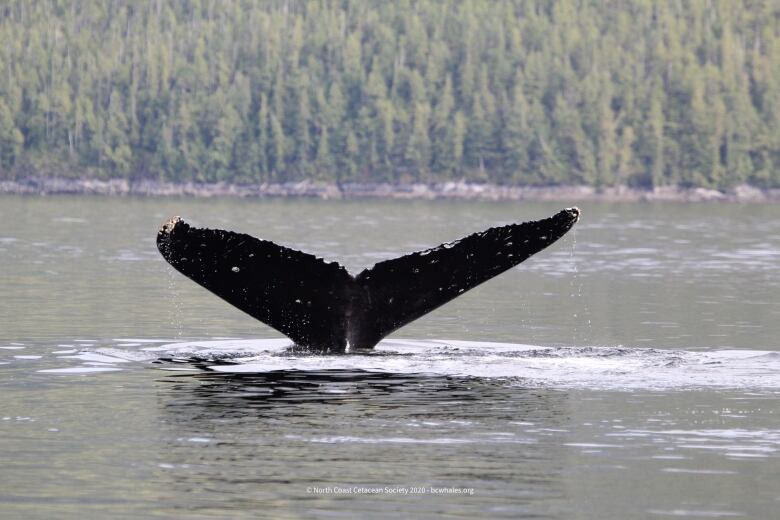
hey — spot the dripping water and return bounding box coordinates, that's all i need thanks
[569,227,592,346]
[167,265,183,338]
[569,228,578,345]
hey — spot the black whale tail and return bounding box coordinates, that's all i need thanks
[157,207,580,352]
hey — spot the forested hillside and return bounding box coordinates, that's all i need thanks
[1,0,779,188]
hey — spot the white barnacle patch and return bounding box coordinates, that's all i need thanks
[160,216,182,234]
[231,266,240,273]
[295,299,301,303]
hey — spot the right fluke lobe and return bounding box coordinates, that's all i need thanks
[157,208,580,352]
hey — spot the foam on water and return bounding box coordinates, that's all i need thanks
[29,338,780,391]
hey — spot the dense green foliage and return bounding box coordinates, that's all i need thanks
[1,0,779,187]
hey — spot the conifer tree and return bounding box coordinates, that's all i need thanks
[0,0,776,189]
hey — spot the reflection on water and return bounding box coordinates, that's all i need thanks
[162,369,559,418]
[155,370,570,519]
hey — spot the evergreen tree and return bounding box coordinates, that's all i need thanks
[0,0,777,188]
[0,99,23,169]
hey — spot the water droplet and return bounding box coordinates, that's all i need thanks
[231,266,240,273]
[167,265,183,338]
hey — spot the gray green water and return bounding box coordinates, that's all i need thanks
[1,195,780,519]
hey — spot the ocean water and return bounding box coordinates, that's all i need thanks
[2,195,780,519]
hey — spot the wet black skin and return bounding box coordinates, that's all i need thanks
[157,207,580,353]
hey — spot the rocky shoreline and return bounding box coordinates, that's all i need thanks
[1,177,779,202]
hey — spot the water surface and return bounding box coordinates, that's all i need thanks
[2,196,780,519]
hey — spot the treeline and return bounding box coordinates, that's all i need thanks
[1,0,779,188]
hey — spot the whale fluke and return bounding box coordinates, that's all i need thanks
[157,208,580,352]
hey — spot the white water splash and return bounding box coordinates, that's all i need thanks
[30,338,780,391]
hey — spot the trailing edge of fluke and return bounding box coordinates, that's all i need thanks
[157,207,580,352]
